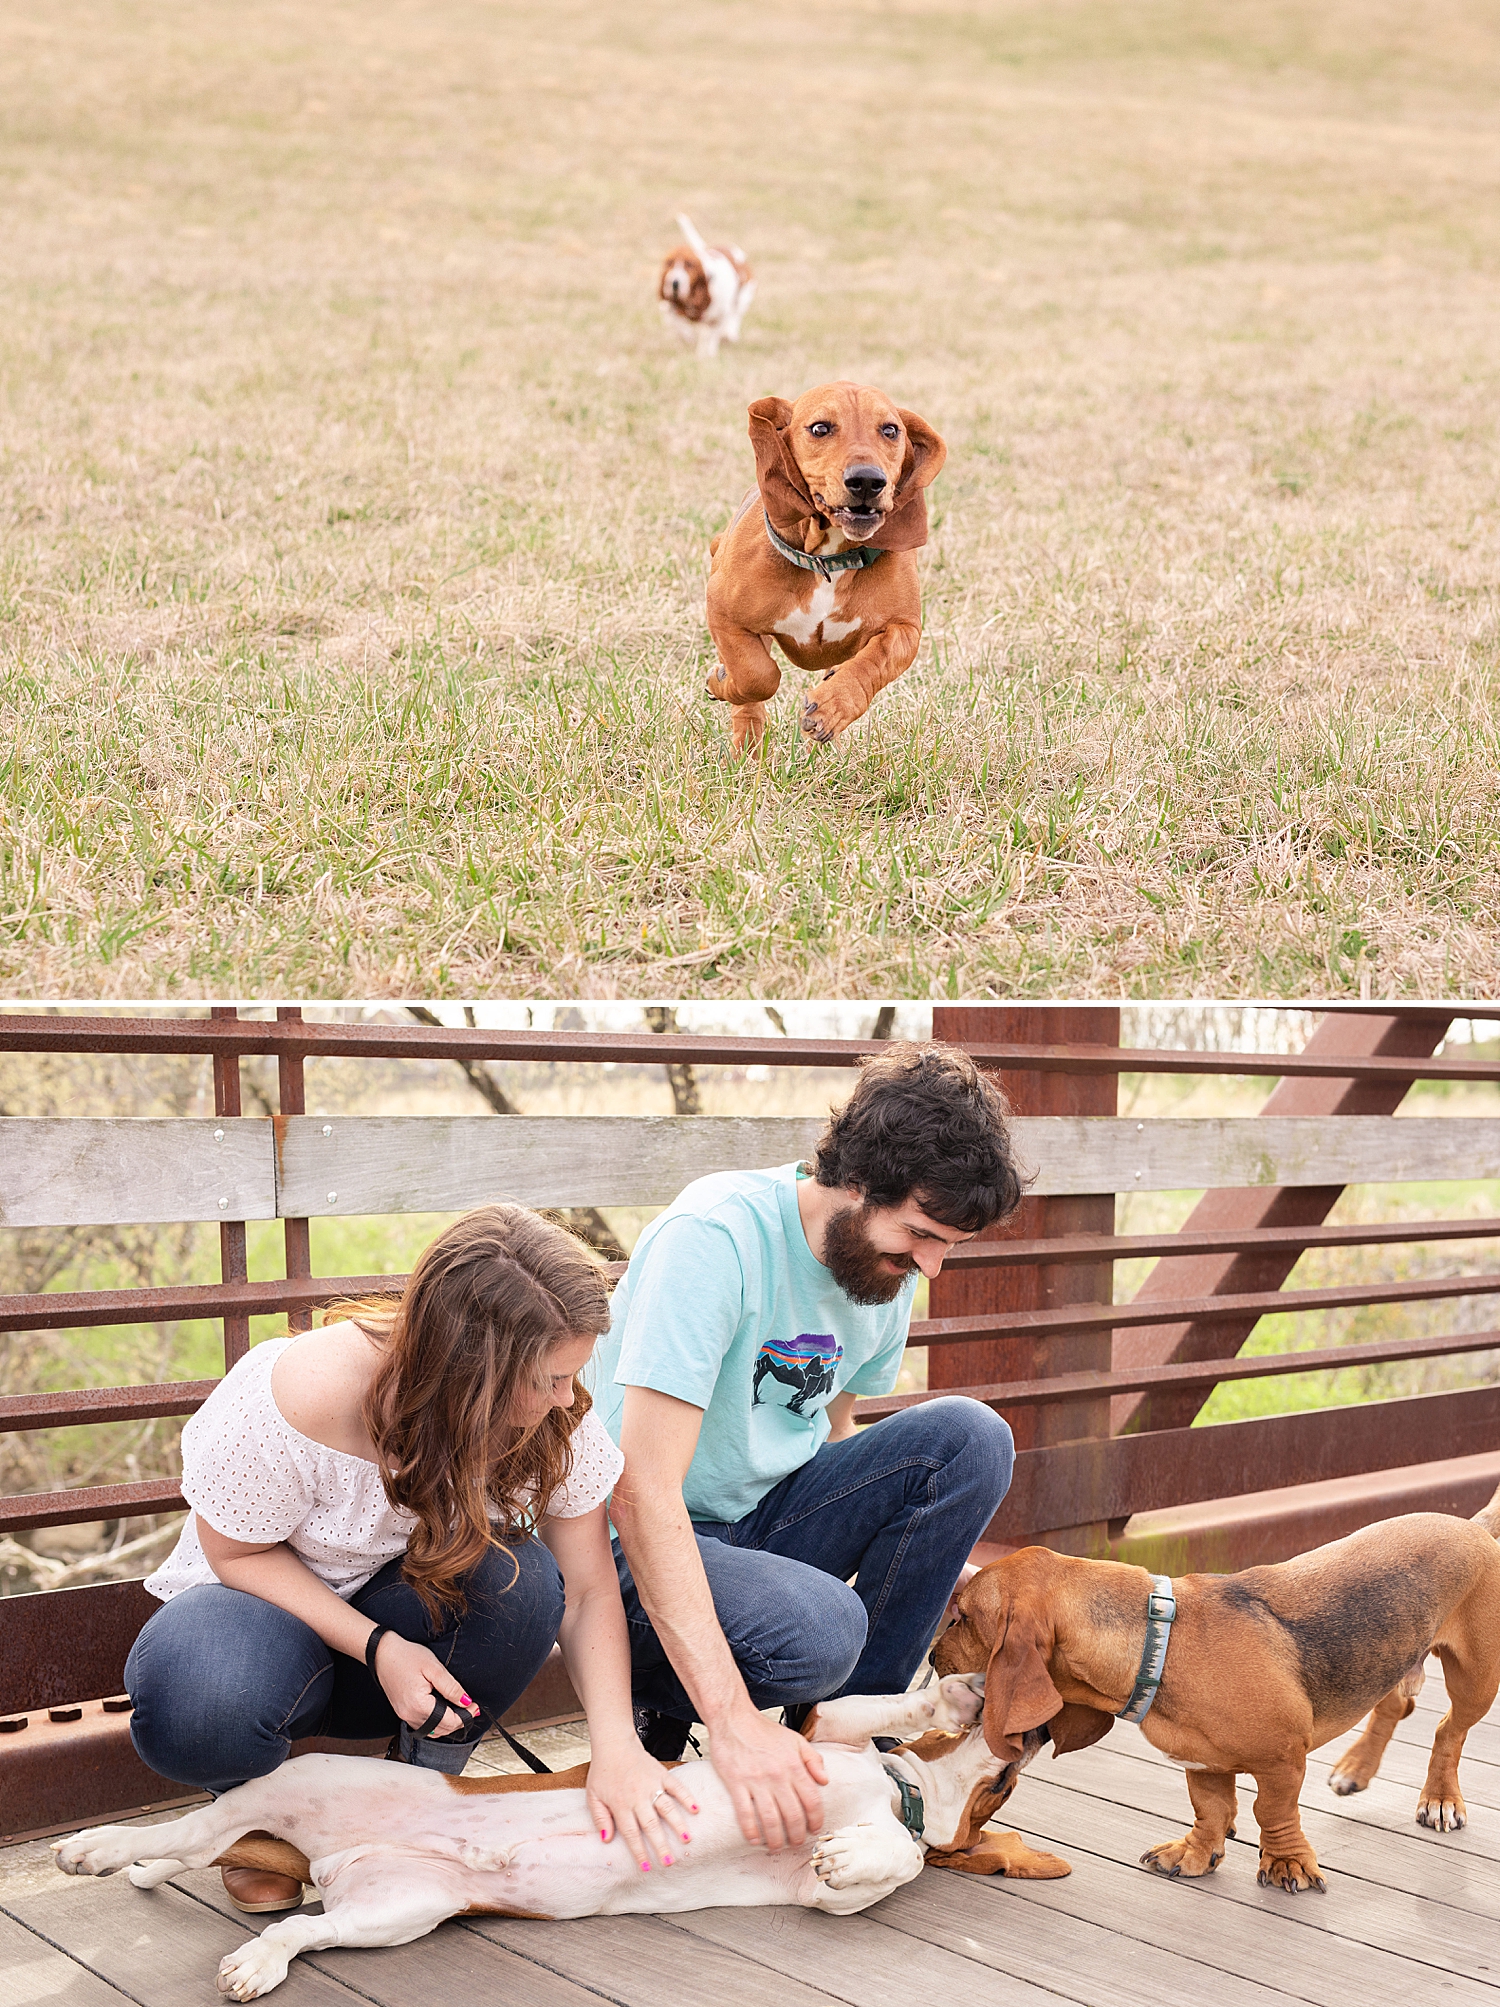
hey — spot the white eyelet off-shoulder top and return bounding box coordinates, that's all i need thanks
[145,1335,625,1604]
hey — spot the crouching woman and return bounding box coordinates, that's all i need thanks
[127,1204,693,1912]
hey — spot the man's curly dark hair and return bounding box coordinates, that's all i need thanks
[811,1042,1028,1232]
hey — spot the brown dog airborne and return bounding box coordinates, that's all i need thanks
[705,383,946,756]
[934,1483,1500,1896]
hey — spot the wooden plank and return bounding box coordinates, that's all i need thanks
[0,1120,275,1228]
[275,1115,827,1216]
[0,1910,130,2007]
[468,1912,856,2007]
[180,1870,599,2007]
[0,1873,361,2005]
[1013,1768,1500,1983]
[992,1386,1500,1535]
[6,1113,1499,1227]
[876,1838,1498,2007]
[275,1114,1500,1217]
[1032,1737,1500,1885]
[670,1895,1269,2007]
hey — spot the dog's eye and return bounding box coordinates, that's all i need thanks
[880,423,900,439]
[807,421,833,437]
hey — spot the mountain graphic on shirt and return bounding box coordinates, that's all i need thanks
[752,1332,844,1415]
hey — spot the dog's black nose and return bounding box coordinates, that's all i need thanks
[843,464,887,503]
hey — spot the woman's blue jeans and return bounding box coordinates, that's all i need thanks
[125,1538,564,1795]
[615,1396,1015,1723]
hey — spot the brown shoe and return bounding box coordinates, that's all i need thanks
[220,1865,303,1913]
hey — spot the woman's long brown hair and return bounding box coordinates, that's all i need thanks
[327,1205,612,1620]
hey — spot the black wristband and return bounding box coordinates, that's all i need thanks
[364,1625,391,1676]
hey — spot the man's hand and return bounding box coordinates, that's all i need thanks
[709,1704,827,1850]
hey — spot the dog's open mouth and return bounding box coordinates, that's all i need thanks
[829,505,884,540]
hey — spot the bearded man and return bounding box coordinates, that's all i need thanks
[592,1043,1023,1858]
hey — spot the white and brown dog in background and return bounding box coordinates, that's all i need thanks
[53,1676,1066,1999]
[659,215,755,359]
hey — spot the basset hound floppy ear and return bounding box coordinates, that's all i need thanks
[868,405,947,553]
[747,397,817,540]
[1046,1702,1114,1757]
[981,1604,1064,1762]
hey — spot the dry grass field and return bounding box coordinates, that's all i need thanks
[3,0,1500,996]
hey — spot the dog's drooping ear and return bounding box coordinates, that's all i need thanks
[1046,1703,1114,1757]
[981,1607,1064,1762]
[747,397,817,542]
[893,407,947,500]
[868,405,945,552]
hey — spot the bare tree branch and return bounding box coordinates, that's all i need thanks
[402,1008,626,1260]
[871,1006,896,1040]
[644,1005,702,1115]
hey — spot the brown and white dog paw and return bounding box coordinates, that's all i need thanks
[1256,1846,1326,1893]
[1417,1791,1467,1832]
[1326,1756,1370,1796]
[801,675,865,745]
[1139,1833,1228,1880]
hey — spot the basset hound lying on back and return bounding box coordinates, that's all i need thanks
[659,215,755,360]
[705,382,946,756]
[54,1677,1066,2000]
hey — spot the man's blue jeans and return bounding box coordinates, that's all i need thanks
[614,1396,1014,1722]
[125,1538,564,1796]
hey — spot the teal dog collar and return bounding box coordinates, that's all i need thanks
[882,1762,925,1840]
[1118,1575,1176,1725]
[764,513,886,579]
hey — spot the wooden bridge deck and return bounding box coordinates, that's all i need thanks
[3,1670,1497,2007]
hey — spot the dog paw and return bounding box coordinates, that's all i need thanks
[800,676,864,744]
[51,1827,139,1878]
[929,1674,985,1735]
[811,1823,915,1891]
[1417,1793,1466,1832]
[1138,1834,1223,1880]
[218,1943,291,2001]
[1256,1848,1326,1893]
[1327,1760,1368,1797]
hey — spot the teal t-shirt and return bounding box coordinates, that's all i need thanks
[588,1162,917,1524]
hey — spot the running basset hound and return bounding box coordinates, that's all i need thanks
[53,1676,1067,1999]
[705,382,946,756]
[935,1483,1500,1896]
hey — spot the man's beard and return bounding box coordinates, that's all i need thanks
[822,1204,916,1306]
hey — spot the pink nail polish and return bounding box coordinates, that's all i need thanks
[601,1829,608,1841]
[640,1862,650,1873]
[663,1855,673,1866]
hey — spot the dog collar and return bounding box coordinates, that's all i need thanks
[882,1762,925,1840]
[764,513,886,578]
[1118,1575,1176,1725]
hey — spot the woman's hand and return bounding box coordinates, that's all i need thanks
[372,1631,479,1740]
[585,1737,699,1871]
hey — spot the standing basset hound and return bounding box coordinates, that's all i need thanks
[659,216,755,360]
[935,1482,1500,1896]
[705,382,946,756]
[53,1676,1066,1999]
